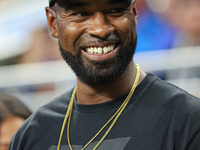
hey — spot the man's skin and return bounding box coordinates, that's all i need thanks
[45,0,146,105]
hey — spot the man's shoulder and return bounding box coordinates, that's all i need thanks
[144,73,200,110]
[141,74,200,140]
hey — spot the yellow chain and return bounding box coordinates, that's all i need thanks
[57,64,141,150]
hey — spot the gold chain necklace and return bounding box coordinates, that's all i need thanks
[57,64,141,150]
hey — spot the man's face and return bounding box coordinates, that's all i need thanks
[47,0,137,85]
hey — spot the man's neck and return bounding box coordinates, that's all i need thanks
[75,62,146,105]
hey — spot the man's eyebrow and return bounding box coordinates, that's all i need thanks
[108,0,131,5]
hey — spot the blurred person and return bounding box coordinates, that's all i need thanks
[138,0,200,80]
[0,94,31,150]
[136,0,176,52]
[15,26,61,93]
[160,0,200,86]
[16,26,62,64]
[16,27,63,92]
[0,27,63,93]
[9,0,200,149]
[163,0,200,47]
[0,26,62,66]
[135,0,176,79]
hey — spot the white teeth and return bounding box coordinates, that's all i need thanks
[107,46,111,52]
[98,47,103,54]
[111,45,114,50]
[86,44,115,54]
[86,48,90,53]
[90,48,94,54]
[103,47,108,53]
[94,47,98,53]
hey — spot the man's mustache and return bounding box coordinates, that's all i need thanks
[77,32,120,47]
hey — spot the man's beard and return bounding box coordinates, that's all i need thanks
[59,37,137,86]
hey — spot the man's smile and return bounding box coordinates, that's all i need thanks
[84,44,116,54]
[81,43,119,61]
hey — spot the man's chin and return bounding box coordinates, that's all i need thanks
[59,37,137,86]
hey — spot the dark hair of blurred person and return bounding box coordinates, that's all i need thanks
[0,94,32,150]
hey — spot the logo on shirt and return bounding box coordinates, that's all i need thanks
[49,137,131,150]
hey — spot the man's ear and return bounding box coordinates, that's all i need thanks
[45,7,58,38]
[132,4,138,25]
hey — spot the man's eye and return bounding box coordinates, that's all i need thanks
[72,12,90,17]
[110,8,126,13]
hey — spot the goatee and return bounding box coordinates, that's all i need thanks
[59,37,137,86]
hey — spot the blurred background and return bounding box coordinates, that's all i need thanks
[0,0,200,111]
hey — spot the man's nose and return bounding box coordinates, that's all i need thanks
[87,12,115,39]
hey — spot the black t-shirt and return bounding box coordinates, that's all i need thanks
[9,74,200,150]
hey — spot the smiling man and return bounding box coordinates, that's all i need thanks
[49,0,138,88]
[9,0,200,150]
